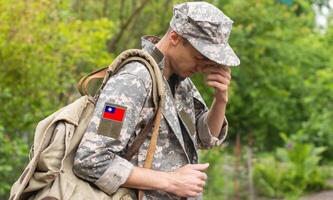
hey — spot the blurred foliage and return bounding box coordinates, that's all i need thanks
[0,0,332,199]
[200,146,251,200]
[253,132,330,199]
[0,126,28,196]
[200,148,234,200]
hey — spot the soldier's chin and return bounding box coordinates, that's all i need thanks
[178,74,187,80]
[180,72,194,79]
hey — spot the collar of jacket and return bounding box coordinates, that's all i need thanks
[141,35,185,86]
[141,35,165,70]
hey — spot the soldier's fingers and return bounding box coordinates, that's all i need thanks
[220,69,231,80]
[193,185,204,193]
[197,180,206,187]
[221,66,231,73]
[212,65,230,72]
[200,172,207,181]
[192,170,207,181]
[205,74,230,85]
[206,81,228,92]
[187,191,200,198]
[203,67,231,80]
[189,163,209,171]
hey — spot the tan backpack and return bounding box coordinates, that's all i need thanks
[9,49,165,200]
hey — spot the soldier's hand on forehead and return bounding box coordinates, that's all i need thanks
[202,64,231,103]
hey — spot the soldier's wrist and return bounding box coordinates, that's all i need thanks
[158,171,175,193]
[214,94,228,104]
[163,171,183,194]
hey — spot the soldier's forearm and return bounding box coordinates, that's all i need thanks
[207,98,227,137]
[123,164,208,198]
[122,166,170,191]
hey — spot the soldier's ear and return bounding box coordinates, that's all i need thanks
[168,31,181,46]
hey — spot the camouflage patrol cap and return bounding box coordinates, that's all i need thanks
[170,2,240,66]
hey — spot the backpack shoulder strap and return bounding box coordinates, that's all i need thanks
[77,67,108,98]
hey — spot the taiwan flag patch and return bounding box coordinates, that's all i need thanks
[102,104,126,122]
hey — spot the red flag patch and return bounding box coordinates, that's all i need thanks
[102,104,126,122]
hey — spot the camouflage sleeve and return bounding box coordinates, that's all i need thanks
[192,84,228,149]
[73,62,151,195]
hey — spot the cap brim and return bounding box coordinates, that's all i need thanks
[187,38,240,67]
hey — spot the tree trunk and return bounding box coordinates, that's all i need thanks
[106,0,150,53]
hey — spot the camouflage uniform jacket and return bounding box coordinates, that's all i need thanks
[73,35,228,200]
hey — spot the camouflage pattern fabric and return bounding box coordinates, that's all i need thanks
[73,35,228,200]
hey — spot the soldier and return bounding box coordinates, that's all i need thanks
[73,1,240,200]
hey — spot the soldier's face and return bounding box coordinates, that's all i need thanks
[168,32,214,78]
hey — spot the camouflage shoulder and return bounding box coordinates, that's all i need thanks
[117,61,152,93]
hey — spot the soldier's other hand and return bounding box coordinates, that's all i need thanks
[166,163,209,198]
[203,65,231,103]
